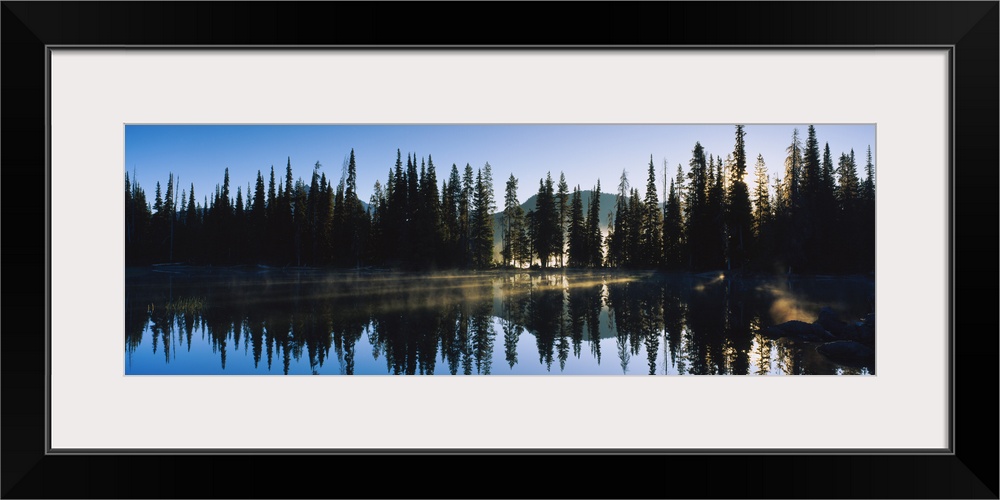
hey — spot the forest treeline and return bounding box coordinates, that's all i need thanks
[125,125,875,274]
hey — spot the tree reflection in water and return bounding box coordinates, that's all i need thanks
[125,269,874,375]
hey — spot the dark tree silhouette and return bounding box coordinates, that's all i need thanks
[586,180,603,268]
[533,173,559,268]
[471,163,496,269]
[502,174,527,268]
[556,172,569,267]
[726,125,753,271]
[641,156,662,268]
[663,174,683,270]
[126,127,873,275]
[567,186,587,267]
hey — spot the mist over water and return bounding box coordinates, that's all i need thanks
[125,269,875,375]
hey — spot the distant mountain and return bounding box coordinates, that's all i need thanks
[490,190,619,258]
[513,191,620,228]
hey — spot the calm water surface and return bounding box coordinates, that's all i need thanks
[125,269,875,375]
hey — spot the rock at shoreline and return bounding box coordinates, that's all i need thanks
[815,307,854,339]
[817,340,875,368]
[856,313,876,344]
[811,308,876,345]
[765,320,835,342]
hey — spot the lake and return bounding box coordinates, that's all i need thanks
[125,268,875,375]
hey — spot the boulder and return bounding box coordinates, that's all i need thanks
[814,307,854,339]
[856,313,876,345]
[817,340,875,368]
[765,320,835,342]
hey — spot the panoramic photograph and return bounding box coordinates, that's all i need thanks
[124,124,876,375]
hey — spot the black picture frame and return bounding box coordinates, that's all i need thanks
[3,2,997,498]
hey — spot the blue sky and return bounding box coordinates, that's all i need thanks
[125,124,875,210]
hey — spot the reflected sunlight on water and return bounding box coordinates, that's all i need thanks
[125,270,874,375]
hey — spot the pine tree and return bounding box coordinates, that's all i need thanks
[151,181,167,261]
[406,153,420,217]
[783,129,803,210]
[526,209,537,267]
[344,149,367,268]
[124,172,149,263]
[726,125,753,270]
[627,187,642,267]
[234,185,245,263]
[460,163,475,267]
[801,125,822,203]
[332,176,346,266]
[837,151,861,210]
[705,155,726,270]
[586,180,603,268]
[772,175,785,216]
[795,125,826,272]
[533,173,558,268]
[836,150,863,272]
[402,153,420,266]
[185,184,198,250]
[670,164,687,268]
[748,155,774,271]
[306,161,321,265]
[389,150,408,265]
[251,171,266,263]
[810,141,839,273]
[556,172,569,267]
[512,203,529,268]
[267,166,276,212]
[780,130,806,273]
[221,168,231,213]
[819,142,838,216]
[471,163,496,269]
[821,142,836,202]
[125,171,134,247]
[265,166,278,263]
[165,173,177,261]
[642,155,663,268]
[862,145,875,203]
[153,181,163,214]
[567,186,586,267]
[685,143,710,270]
[502,174,520,267]
[275,159,295,265]
[367,179,385,266]
[317,173,334,264]
[292,179,308,266]
[752,154,771,238]
[443,164,461,266]
[662,176,683,269]
[415,154,442,268]
[860,145,876,272]
[177,187,187,255]
[607,169,630,268]
[284,158,293,207]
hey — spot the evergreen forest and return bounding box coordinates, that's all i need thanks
[125,125,876,275]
